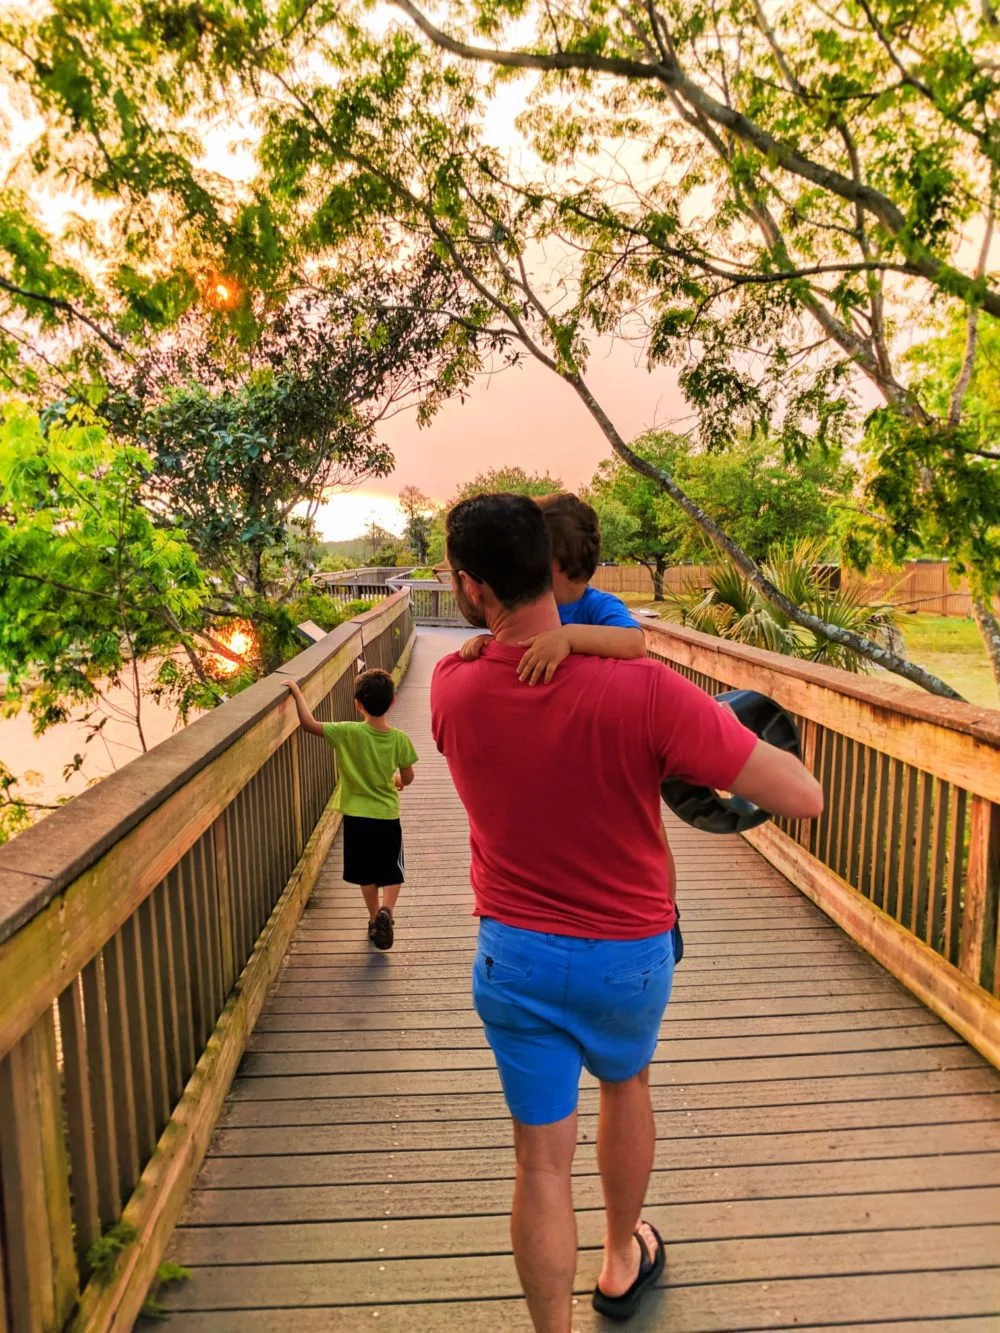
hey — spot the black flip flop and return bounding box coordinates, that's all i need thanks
[592,1221,666,1322]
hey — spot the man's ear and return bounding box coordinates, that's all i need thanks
[459,570,486,608]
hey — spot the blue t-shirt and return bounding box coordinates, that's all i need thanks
[557,584,639,628]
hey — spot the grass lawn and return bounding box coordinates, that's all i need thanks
[630,596,998,711]
[893,614,997,710]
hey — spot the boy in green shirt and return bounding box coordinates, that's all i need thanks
[285,668,417,950]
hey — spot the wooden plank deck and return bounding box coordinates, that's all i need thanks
[159,628,1000,1331]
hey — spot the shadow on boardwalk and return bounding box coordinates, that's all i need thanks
[159,628,1000,1332]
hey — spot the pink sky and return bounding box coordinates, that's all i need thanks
[314,339,688,538]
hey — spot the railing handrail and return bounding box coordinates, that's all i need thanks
[0,592,409,949]
[644,619,1000,801]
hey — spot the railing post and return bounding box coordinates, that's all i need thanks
[960,795,1000,991]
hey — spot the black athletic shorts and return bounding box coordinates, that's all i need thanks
[342,815,405,887]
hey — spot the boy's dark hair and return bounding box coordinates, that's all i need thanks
[354,668,394,717]
[536,493,601,582]
[446,493,552,609]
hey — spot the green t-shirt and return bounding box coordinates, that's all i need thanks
[321,721,418,819]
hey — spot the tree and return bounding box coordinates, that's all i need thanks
[588,440,679,600]
[363,519,404,567]
[851,311,1000,688]
[378,0,999,693]
[452,467,564,501]
[0,404,212,747]
[399,486,434,563]
[591,432,855,583]
[6,0,985,698]
[101,282,480,595]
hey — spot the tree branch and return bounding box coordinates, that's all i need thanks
[0,276,126,354]
[392,0,1000,317]
[949,194,996,427]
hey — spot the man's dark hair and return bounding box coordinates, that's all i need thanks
[446,493,553,609]
[536,493,601,582]
[355,668,395,717]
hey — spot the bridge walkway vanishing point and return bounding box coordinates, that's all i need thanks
[159,628,1000,1332]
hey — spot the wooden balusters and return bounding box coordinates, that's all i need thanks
[102,932,141,1205]
[80,957,121,1225]
[57,975,102,1268]
[960,796,1000,991]
[0,1012,76,1332]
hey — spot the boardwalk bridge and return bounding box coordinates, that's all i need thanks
[1,592,999,1331]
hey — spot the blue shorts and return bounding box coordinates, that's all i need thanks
[472,918,676,1126]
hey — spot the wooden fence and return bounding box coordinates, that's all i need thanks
[0,593,415,1333]
[644,619,1000,1069]
[595,560,994,616]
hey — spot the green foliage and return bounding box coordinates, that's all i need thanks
[4,0,999,691]
[87,1222,139,1286]
[86,1219,190,1315]
[99,293,469,592]
[839,313,1000,609]
[141,1260,193,1321]
[664,539,896,673]
[0,403,210,731]
[589,432,853,594]
[452,467,564,501]
[317,552,358,573]
[399,486,434,563]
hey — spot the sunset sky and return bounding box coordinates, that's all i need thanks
[314,324,690,538]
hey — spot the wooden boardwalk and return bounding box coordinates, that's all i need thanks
[161,629,1000,1331]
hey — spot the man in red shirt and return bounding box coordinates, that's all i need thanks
[431,494,823,1331]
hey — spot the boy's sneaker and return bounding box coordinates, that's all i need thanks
[368,919,378,945]
[373,908,394,951]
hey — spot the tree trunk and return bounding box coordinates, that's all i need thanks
[972,594,1000,694]
[252,546,265,597]
[653,557,666,602]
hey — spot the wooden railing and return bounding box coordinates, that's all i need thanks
[386,577,468,626]
[643,620,1000,1068]
[0,593,414,1333]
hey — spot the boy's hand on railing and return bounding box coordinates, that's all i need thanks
[460,634,491,661]
[283,680,325,736]
[518,628,571,685]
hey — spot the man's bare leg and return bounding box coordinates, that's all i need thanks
[511,1113,578,1333]
[596,1067,658,1296]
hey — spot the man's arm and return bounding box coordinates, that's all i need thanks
[651,665,822,823]
[518,624,645,684]
[283,681,326,736]
[728,740,824,820]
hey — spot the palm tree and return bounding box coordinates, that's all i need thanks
[663,539,896,673]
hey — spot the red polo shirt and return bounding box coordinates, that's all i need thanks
[430,642,757,939]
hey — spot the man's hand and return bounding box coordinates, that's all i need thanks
[460,634,491,662]
[518,628,572,685]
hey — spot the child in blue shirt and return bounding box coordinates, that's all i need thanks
[460,492,645,681]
